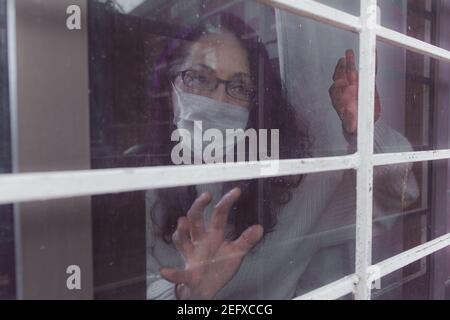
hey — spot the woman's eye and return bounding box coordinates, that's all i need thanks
[195,75,209,84]
[230,84,253,97]
[183,71,211,89]
[231,84,245,92]
[189,73,213,89]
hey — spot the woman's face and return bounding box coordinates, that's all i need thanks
[172,31,252,109]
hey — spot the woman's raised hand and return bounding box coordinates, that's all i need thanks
[159,187,264,300]
[329,49,381,134]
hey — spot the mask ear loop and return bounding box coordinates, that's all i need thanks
[170,82,184,126]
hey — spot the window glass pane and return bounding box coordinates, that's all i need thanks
[88,0,361,172]
[308,0,359,16]
[0,0,15,300]
[6,0,449,300]
[375,40,450,153]
[145,172,355,300]
[6,170,355,299]
[275,9,360,158]
[372,159,450,299]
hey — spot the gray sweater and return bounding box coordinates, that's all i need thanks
[145,121,420,299]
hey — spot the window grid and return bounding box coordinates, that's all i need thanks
[3,0,450,299]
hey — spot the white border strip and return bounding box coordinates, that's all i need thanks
[257,0,361,32]
[374,149,450,166]
[294,274,357,300]
[0,155,357,204]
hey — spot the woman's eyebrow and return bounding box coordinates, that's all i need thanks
[192,64,251,78]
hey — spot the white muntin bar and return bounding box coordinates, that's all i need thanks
[257,0,361,33]
[7,0,24,301]
[377,26,450,64]
[370,233,450,282]
[7,0,18,174]
[0,155,358,205]
[294,274,357,300]
[373,149,450,166]
[354,0,378,300]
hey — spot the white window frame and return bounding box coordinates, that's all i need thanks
[3,0,450,300]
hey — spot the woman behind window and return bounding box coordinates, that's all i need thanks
[144,12,419,300]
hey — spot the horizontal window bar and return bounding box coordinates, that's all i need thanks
[257,0,361,32]
[5,148,450,205]
[373,149,450,166]
[370,232,450,281]
[377,26,450,64]
[294,274,357,300]
[0,155,357,204]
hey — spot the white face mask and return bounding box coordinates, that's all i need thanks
[171,84,250,158]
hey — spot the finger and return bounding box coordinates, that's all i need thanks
[345,49,358,85]
[186,192,212,241]
[232,225,264,254]
[333,57,347,81]
[374,86,381,121]
[172,216,194,258]
[375,48,378,76]
[210,187,241,231]
[159,267,190,284]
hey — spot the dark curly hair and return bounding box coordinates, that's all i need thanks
[146,12,311,243]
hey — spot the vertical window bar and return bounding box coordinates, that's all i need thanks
[6,0,17,174]
[355,0,378,300]
[6,0,22,299]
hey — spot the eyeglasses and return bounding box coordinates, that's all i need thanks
[174,69,256,102]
